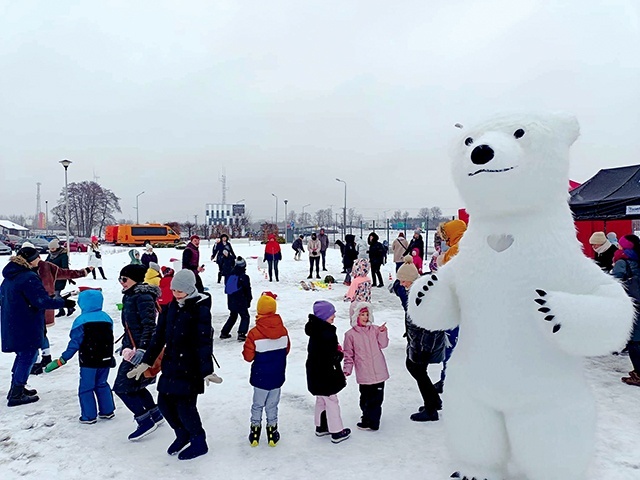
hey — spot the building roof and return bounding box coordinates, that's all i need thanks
[0,219,29,231]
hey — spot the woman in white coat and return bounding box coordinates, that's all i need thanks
[88,236,107,279]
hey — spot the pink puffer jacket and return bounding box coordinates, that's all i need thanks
[342,302,389,385]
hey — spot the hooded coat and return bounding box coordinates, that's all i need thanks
[0,256,65,353]
[226,264,252,312]
[143,293,214,395]
[46,248,71,291]
[343,234,358,269]
[37,260,88,325]
[128,249,142,265]
[405,233,425,260]
[264,234,282,261]
[440,219,467,265]
[367,232,386,267]
[392,235,409,263]
[144,266,161,287]
[141,250,158,268]
[60,289,114,368]
[243,310,290,390]
[305,314,346,396]
[344,258,372,304]
[342,302,389,385]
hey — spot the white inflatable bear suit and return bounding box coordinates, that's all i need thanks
[408,113,634,480]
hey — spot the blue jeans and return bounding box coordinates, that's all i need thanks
[11,350,39,387]
[251,387,281,426]
[79,367,115,420]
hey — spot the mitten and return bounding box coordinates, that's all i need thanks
[63,298,76,309]
[130,349,146,366]
[44,358,66,373]
[204,373,223,386]
[126,363,150,380]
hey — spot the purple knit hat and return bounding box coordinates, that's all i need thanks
[313,300,336,321]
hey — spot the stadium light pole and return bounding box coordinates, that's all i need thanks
[284,199,288,241]
[136,191,145,224]
[271,193,278,229]
[301,203,311,231]
[59,159,72,249]
[336,178,347,235]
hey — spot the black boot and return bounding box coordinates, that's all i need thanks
[99,267,107,280]
[178,434,208,460]
[23,386,38,396]
[7,385,39,407]
[66,306,76,316]
[266,424,280,447]
[315,411,330,437]
[55,309,66,318]
[249,424,261,447]
[167,429,190,455]
[30,361,44,376]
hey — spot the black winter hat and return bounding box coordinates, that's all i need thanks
[119,264,147,283]
[18,246,40,262]
[235,256,246,268]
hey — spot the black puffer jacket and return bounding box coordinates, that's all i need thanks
[143,293,214,395]
[367,232,386,267]
[305,315,346,396]
[113,283,160,394]
[343,235,358,269]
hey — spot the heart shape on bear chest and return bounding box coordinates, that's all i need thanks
[487,234,514,253]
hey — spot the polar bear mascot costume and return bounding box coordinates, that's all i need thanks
[408,113,634,480]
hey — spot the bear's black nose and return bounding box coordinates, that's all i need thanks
[471,145,494,165]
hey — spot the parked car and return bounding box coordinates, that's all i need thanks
[64,237,90,252]
[15,237,49,254]
[0,241,11,255]
[0,233,21,250]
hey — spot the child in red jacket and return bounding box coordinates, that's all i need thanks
[243,292,290,447]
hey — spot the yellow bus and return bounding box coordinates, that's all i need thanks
[115,224,180,246]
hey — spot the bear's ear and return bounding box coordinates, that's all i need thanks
[550,112,580,146]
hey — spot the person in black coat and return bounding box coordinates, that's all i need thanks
[129,269,220,460]
[342,234,358,284]
[211,234,235,283]
[404,230,425,260]
[141,245,159,268]
[220,257,252,341]
[367,232,386,288]
[292,235,305,261]
[305,301,350,443]
[589,231,618,273]
[113,264,164,441]
[0,248,72,406]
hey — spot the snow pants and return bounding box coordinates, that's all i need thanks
[405,357,441,412]
[158,392,205,439]
[314,395,344,434]
[359,382,385,429]
[79,366,115,420]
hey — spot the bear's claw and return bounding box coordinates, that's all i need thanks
[450,472,489,480]
[535,289,562,334]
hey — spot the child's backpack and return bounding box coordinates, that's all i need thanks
[225,275,241,295]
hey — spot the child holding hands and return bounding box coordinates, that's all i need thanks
[342,302,389,431]
[305,300,350,443]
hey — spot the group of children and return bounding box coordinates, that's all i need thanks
[39,236,452,460]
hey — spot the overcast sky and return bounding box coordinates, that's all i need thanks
[1,0,639,225]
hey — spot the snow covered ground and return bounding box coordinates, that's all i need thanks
[0,242,639,479]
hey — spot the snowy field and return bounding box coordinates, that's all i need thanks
[0,242,639,480]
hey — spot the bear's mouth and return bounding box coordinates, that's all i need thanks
[468,166,516,177]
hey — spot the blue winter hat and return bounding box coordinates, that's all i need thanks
[313,300,336,321]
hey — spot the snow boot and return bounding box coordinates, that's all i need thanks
[23,386,38,396]
[266,424,280,447]
[433,380,444,394]
[237,333,247,342]
[307,274,313,279]
[7,385,40,407]
[128,413,158,441]
[249,424,261,447]
[167,429,190,455]
[410,409,439,422]
[66,306,76,316]
[330,428,351,444]
[219,332,232,339]
[178,434,208,460]
[356,421,378,431]
[99,412,115,420]
[55,309,66,318]
[149,406,165,425]
[315,411,330,437]
[79,417,97,425]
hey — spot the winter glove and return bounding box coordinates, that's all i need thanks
[204,373,223,386]
[130,349,146,366]
[126,363,150,380]
[44,358,66,373]
[63,298,76,309]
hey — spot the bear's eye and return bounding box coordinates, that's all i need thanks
[514,129,525,139]
[464,137,473,146]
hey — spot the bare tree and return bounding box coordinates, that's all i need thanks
[181,221,195,237]
[287,210,297,223]
[430,206,443,224]
[418,207,430,227]
[165,221,182,235]
[51,181,121,237]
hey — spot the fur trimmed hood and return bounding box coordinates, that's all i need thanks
[349,301,375,327]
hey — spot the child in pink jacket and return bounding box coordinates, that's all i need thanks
[344,258,372,318]
[411,248,423,274]
[342,302,389,431]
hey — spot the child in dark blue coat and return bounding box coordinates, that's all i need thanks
[45,288,116,424]
[220,257,253,341]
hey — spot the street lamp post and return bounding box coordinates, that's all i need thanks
[135,191,145,224]
[284,199,288,242]
[336,178,347,236]
[59,159,72,250]
[271,193,278,230]
[301,203,310,233]
[45,200,49,235]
